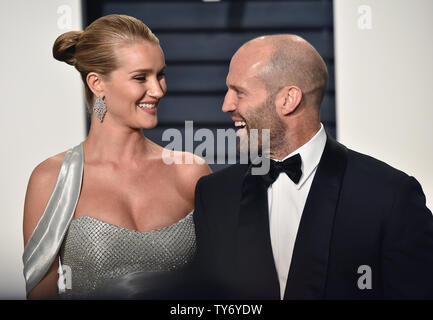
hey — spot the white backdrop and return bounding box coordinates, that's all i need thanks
[0,0,432,299]
[0,0,85,298]
[334,0,433,210]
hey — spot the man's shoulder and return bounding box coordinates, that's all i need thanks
[322,136,409,185]
[345,146,409,184]
[194,164,249,209]
[197,163,249,187]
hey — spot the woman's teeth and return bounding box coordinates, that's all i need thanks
[137,103,156,109]
[235,121,246,128]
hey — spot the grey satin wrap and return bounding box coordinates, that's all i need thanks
[22,143,83,296]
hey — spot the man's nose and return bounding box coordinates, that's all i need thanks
[222,92,236,113]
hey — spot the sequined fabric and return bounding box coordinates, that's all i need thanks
[58,212,196,299]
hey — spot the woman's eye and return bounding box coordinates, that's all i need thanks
[134,76,146,81]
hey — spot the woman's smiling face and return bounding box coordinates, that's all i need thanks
[101,40,167,129]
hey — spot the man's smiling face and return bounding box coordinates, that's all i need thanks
[222,44,286,154]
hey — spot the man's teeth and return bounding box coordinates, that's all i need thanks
[234,121,246,128]
[137,103,156,109]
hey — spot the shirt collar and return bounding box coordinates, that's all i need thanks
[271,123,327,189]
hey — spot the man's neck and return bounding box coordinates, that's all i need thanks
[270,122,322,160]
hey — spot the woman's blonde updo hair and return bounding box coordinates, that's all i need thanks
[52,14,159,112]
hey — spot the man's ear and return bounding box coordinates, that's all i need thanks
[86,72,105,98]
[276,85,303,116]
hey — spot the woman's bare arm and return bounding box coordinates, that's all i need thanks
[23,153,65,299]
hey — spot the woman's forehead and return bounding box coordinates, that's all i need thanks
[114,41,164,70]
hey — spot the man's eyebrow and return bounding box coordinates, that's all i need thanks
[228,84,242,91]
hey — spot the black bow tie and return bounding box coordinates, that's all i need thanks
[260,153,302,186]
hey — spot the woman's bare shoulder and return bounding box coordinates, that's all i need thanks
[29,151,67,185]
[152,144,211,192]
[171,151,212,199]
[23,150,69,296]
[23,151,68,245]
[175,151,212,175]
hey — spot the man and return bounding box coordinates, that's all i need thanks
[192,35,433,299]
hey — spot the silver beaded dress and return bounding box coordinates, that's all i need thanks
[23,143,196,299]
[58,213,195,299]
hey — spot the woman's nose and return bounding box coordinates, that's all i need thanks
[148,78,165,99]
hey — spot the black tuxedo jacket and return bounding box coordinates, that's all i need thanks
[192,136,433,299]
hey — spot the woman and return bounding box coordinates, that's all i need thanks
[22,14,211,299]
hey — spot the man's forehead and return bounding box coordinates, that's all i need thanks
[227,62,266,90]
[230,50,268,75]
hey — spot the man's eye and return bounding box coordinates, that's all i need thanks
[157,72,165,79]
[134,76,146,81]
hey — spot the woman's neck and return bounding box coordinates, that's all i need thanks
[84,119,157,165]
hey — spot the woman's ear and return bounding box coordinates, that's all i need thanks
[276,85,303,116]
[86,72,105,98]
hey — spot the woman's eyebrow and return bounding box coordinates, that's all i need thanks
[129,68,153,74]
[129,65,166,74]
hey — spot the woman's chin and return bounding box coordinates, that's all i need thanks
[140,119,158,130]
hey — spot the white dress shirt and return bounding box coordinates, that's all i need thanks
[267,123,327,299]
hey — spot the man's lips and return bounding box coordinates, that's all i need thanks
[232,117,247,128]
[234,121,247,128]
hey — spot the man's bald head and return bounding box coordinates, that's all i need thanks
[238,34,328,110]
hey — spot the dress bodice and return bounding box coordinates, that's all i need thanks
[23,143,198,299]
[59,212,196,299]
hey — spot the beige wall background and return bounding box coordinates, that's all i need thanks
[334,0,433,210]
[0,0,85,298]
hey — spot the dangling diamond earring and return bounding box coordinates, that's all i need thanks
[93,96,107,122]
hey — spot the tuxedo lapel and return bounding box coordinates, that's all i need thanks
[235,172,280,299]
[284,136,348,299]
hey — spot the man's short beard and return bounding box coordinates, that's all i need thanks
[237,91,286,156]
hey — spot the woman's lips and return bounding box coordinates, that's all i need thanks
[137,103,157,115]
